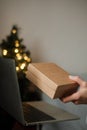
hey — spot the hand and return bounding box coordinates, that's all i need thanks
[61,75,87,104]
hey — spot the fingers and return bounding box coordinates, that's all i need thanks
[73,100,81,104]
[62,92,80,103]
[69,75,84,86]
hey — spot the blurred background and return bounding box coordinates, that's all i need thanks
[0,0,87,130]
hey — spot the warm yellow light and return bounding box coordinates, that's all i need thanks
[14,48,19,53]
[20,63,26,70]
[12,29,16,34]
[3,49,8,56]
[24,55,28,60]
[27,57,31,62]
[23,54,31,62]
[16,53,22,60]
[15,40,20,47]
[16,66,20,71]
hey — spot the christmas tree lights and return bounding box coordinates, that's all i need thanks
[0,25,33,101]
[0,25,31,78]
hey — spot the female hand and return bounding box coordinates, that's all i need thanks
[62,75,87,104]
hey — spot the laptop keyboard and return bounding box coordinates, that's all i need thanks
[22,103,55,123]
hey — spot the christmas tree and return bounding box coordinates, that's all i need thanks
[0,25,31,76]
[0,25,40,101]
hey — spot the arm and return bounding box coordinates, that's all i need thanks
[61,75,87,104]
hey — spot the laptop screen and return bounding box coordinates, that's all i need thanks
[0,58,25,125]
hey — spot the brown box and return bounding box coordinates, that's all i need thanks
[26,63,78,99]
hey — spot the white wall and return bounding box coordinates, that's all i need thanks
[0,0,87,130]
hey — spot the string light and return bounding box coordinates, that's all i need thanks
[28,57,31,62]
[20,63,26,70]
[14,48,19,53]
[12,29,16,34]
[2,49,8,56]
[0,26,32,77]
[16,53,22,60]
[26,57,31,62]
[15,40,20,47]
[16,66,20,72]
[23,54,31,62]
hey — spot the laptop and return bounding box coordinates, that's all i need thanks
[0,58,79,126]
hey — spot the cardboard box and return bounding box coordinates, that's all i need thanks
[26,63,78,99]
